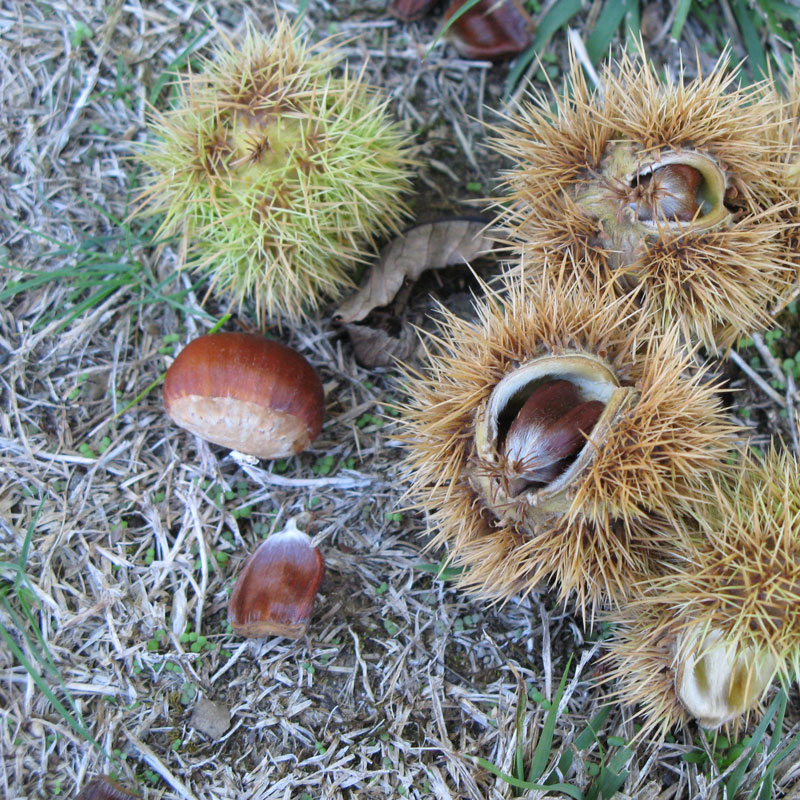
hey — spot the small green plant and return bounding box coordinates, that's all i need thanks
[0,499,106,758]
[1,198,217,331]
[476,656,633,799]
[415,556,464,582]
[684,688,800,799]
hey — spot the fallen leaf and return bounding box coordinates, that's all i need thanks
[343,320,419,368]
[389,0,439,21]
[334,217,497,323]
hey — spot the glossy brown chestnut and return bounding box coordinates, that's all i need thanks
[75,775,138,800]
[228,519,324,639]
[503,378,604,485]
[163,332,324,459]
[633,164,704,222]
[442,0,533,61]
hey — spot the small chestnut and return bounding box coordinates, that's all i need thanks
[442,0,534,61]
[633,163,704,222]
[75,775,138,800]
[163,332,324,459]
[228,518,324,639]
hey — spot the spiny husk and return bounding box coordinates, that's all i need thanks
[135,18,415,324]
[399,267,740,617]
[758,60,800,313]
[603,447,800,737]
[493,48,796,350]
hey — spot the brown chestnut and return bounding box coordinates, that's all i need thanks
[163,332,324,459]
[503,378,604,486]
[228,518,324,639]
[442,0,533,61]
[75,775,138,800]
[632,164,704,222]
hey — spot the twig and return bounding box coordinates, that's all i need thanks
[728,350,787,408]
[231,455,374,488]
[751,332,790,389]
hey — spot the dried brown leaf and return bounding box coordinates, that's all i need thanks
[343,321,419,368]
[334,218,496,323]
[389,0,440,21]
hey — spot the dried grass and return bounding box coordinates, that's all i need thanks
[1,1,798,798]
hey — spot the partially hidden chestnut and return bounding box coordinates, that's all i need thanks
[503,379,604,484]
[75,775,138,800]
[633,163,704,222]
[228,518,324,639]
[390,0,440,21]
[442,0,534,61]
[163,332,324,459]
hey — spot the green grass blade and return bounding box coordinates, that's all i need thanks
[748,689,800,800]
[554,747,574,781]
[0,499,106,757]
[574,706,612,750]
[726,690,783,798]
[0,621,103,752]
[475,756,584,799]
[732,0,768,80]
[42,284,123,333]
[514,682,528,781]
[505,0,583,93]
[528,654,574,783]
[768,1,800,26]
[586,1,630,63]
[553,706,612,782]
[669,0,693,41]
[148,22,211,107]
[598,745,634,799]
[623,0,642,49]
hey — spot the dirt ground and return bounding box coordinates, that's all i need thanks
[2,1,800,799]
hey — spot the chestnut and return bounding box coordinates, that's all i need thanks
[163,332,324,459]
[503,379,605,486]
[228,518,324,639]
[442,0,533,61]
[75,775,137,800]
